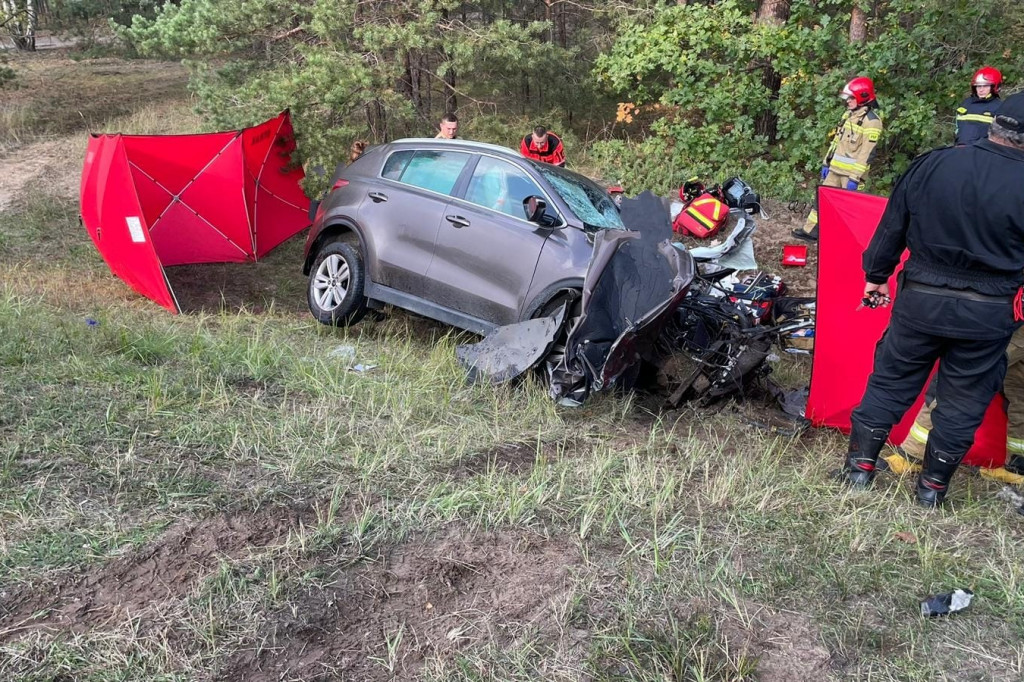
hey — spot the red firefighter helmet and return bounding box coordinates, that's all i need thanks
[972,66,1002,94]
[841,77,876,106]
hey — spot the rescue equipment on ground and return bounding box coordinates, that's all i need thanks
[673,178,728,239]
[720,177,761,215]
[782,244,808,266]
[727,271,787,324]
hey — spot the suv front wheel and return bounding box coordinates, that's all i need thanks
[307,241,368,326]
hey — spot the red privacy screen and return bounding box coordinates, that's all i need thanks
[80,111,310,313]
[807,186,1006,468]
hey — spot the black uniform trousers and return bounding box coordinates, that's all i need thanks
[852,317,1010,455]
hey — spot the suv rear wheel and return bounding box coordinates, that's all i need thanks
[307,241,368,326]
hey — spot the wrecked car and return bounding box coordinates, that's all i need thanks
[458,191,697,403]
[457,192,814,406]
[302,139,625,334]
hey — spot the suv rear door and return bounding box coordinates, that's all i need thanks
[362,149,472,294]
[422,155,557,325]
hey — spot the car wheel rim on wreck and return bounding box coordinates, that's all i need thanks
[313,253,351,311]
[307,241,368,325]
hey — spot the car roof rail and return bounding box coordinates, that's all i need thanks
[390,138,518,156]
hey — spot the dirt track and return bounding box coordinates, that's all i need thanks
[0,138,73,211]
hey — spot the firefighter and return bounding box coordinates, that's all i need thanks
[793,77,883,242]
[839,93,1024,508]
[886,328,1024,485]
[519,126,566,167]
[955,67,1002,146]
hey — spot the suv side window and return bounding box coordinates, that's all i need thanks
[464,156,545,220]
[383,150,471,196]
[382,150,413,180]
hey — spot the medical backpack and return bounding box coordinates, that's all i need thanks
[672,179,728,239]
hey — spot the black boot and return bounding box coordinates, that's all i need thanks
[791,226,819,242]
[1006,453,1024,476]
[841,420,889,486]
[916,442,963,508]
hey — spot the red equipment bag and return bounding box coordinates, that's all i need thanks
[673,192,728,239]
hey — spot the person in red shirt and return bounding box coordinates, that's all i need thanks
[520,126,566,167]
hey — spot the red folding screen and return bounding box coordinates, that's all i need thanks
[80,111,310,313]
[807,186,1006,468]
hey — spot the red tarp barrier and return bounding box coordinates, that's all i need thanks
[80,111,310,313]
[807,186,1006,468]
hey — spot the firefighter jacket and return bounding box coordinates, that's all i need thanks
[863,140,1024,340]
[955,94,1000,146]
[520,133,566,166]
[824,105,883,183]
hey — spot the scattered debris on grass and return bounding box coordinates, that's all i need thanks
[921,589,974,617]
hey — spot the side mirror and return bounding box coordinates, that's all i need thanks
[524,195,548,224]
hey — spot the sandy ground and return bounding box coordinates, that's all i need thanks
[0,138,72,211]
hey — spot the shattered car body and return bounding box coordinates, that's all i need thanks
[547,192,694,403]
[459,191,697,403]
[458,192,814,406]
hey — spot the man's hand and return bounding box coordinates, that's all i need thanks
[860,281,891,309]
[821,166,830,180]
[846,179,859,191]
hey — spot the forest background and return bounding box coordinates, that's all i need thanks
[6,0,1023,199]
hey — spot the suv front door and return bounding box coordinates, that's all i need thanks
[423,155,556,325]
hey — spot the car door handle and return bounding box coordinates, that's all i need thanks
[445,215,470,228]
[368,192,388,203]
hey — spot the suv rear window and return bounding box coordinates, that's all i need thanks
[382,150,471,196]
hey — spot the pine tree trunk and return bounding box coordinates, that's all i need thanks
[754,0,790,143]
[440,9,457,112]
[411,53,423,116]
[557,1,567,49]
[443,67,457,113]
[398,51,415,109]
[850,3,867,43]
[544,0,554,44]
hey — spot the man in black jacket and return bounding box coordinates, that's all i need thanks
[841,92,1024,507]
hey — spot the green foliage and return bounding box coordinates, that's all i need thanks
[121,0,579,183]
[112,0,1024,200]
[593,0,1024,200]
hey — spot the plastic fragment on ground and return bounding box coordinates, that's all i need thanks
[920,589,974,617]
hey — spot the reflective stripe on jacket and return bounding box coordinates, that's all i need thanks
[824,106,883,182]
[954,95,1000,146]
[520,133,566,166]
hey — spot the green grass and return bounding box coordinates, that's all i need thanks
[1,52,1024,682]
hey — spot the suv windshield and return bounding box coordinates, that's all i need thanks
[533,163,624,230]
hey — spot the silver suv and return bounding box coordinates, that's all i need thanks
[302,139,625,334]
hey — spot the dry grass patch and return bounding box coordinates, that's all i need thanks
[0,51,189,150]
